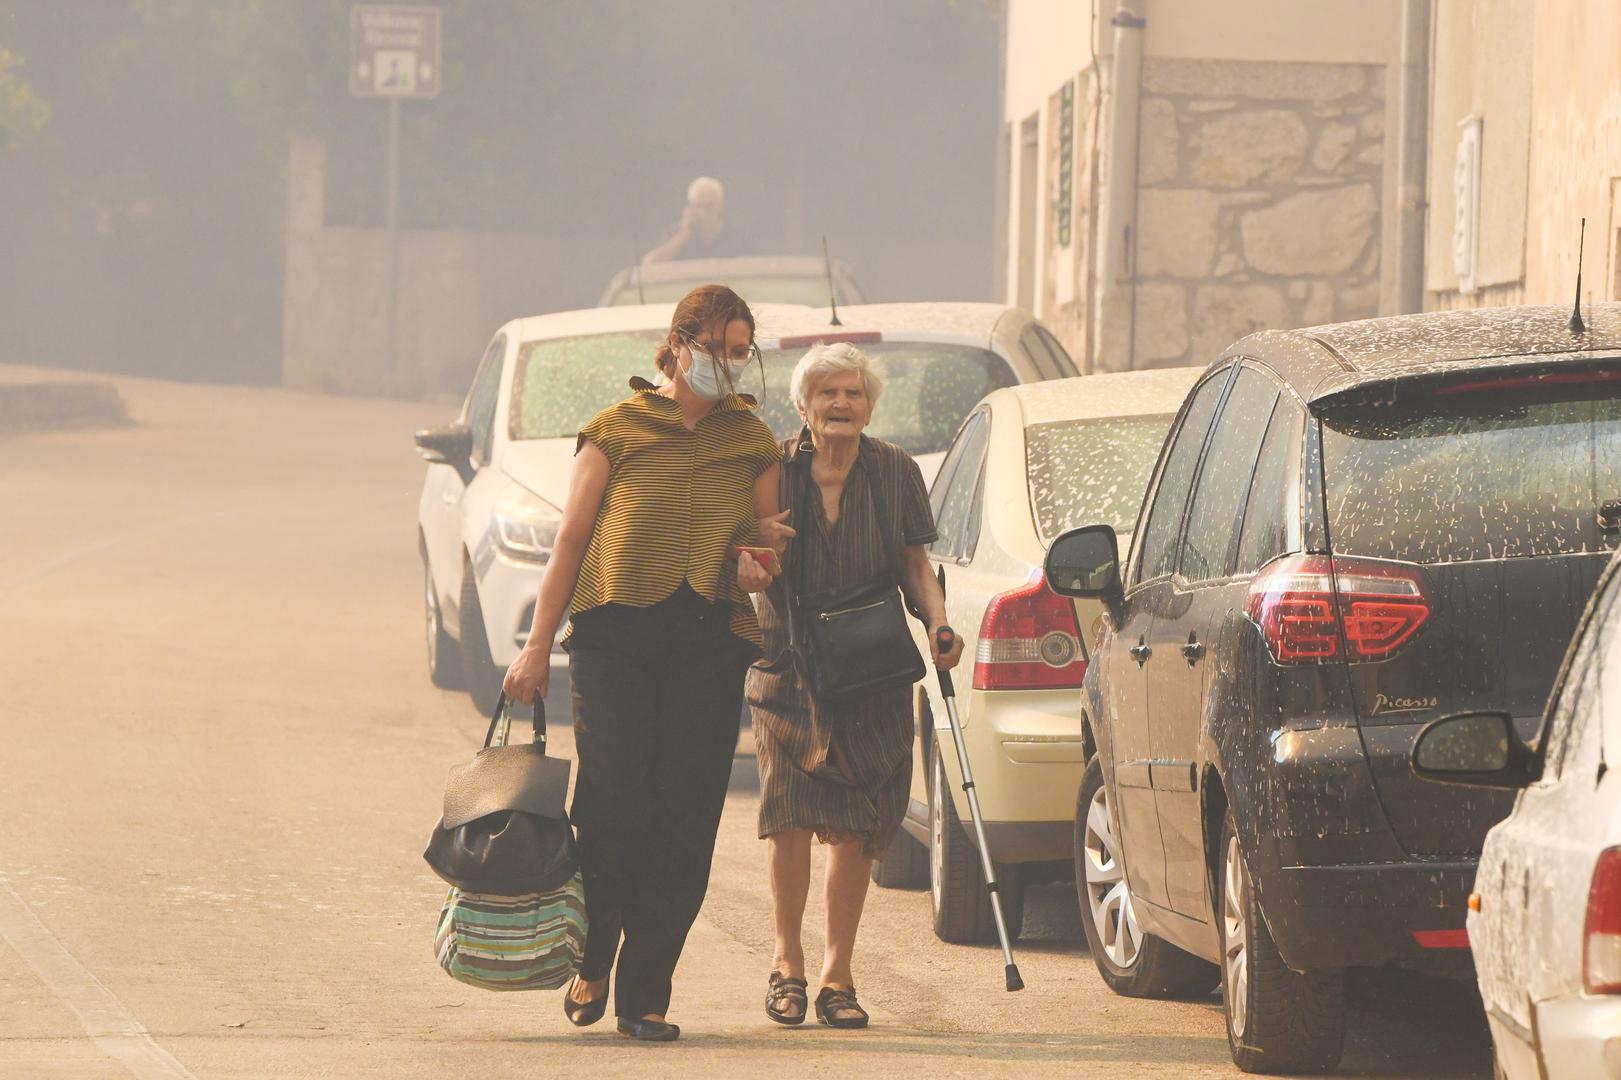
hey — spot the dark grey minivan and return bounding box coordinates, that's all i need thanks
[1046,305,1621,1074]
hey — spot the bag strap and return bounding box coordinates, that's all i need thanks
[482,691,548,752]
[856,437,905,582]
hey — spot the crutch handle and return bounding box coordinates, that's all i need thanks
[934,626,958,699]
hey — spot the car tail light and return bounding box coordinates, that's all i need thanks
[1436,367,1621,395]
[1584,846,1621,994]
[973,574,1087,691]
[1246,554,1432,664]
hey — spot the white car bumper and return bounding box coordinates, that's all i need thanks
[473,548,546,668]
[1536,995,1621,1079]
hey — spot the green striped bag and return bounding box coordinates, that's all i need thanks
[435,876,587,991]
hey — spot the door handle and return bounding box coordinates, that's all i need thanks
[1600,499,1621,534]
[1130,639,1151,666]
[1181,632,1205,664]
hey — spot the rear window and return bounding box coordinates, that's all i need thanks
[1026,414,1176,542]
[756,343,1017,455]
[1320,376,1621,564]
[509,330,663,439]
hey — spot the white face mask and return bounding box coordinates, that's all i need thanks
[680,344,730,401]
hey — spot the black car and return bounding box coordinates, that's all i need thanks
[1046,305,1621,1074]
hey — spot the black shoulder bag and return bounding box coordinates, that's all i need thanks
[787,438,927,704]
[423,693,578,895]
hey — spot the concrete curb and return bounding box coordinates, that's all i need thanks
[0,381,128,437]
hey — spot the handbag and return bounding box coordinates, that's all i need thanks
[428,694,586,992]
[424,693,575,894]
[787,436,927,703]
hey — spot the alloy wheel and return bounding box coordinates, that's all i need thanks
[1083,782,1142,970]
[1223,831,1250,1038]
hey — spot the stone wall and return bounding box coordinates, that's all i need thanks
[1126,58,1387,368]
[1095,59,1388,371]
[281,135,553,398]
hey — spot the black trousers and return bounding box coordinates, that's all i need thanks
[566,585,753,1020]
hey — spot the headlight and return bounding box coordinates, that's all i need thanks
[493,491,561,563]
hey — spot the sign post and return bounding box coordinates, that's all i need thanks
[350,5,441,395]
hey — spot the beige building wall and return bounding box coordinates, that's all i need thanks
[1002,0,1401,373]
[1427,0,1621,311]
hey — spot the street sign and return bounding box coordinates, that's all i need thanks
[350,5,441,99]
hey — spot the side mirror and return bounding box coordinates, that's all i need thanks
[1045,524,1124,623]
[415,423,475,483]
[1410,711,1537,789]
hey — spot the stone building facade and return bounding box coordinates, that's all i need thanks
[1001,1,1403,373]
[1119,58,1388,369]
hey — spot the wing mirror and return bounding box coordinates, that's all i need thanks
[415,423,475,484]
[1410,711,1538,789]
[1044,524,1124,625]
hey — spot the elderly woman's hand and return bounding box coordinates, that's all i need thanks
[737,550,773,594]
[929,624,965,671]
[757,509,796,555]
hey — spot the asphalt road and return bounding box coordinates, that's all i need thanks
[0,375,1494,1079]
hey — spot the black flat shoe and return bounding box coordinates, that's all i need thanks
[563,977,608,1027]
[617,1017,680,1042]
[815,985,869,1029]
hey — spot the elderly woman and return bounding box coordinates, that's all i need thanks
[748,342,963,1028]
[504,284,781,1043]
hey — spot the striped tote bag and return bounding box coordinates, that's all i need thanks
[435,875,586,991]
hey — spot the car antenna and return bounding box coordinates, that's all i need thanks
[632,234,647,304]
[823,234,843,327]
[1569,217,1586,335]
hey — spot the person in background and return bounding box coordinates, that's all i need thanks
[748,342,962,1030]
[502,284,786,1043]
[641,176,751,264]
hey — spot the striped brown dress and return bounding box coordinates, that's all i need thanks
[747,431,938,858]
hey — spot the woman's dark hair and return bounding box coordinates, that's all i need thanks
[655,284,755,375]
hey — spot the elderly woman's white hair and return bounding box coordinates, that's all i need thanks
[789,341,887,413]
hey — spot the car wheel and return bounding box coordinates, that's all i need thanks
[457,555,504,716]
[1075,755,1217,998]
[871,825,928,888]
[423,554,463,690]
[929,740,1024,944]
[1220,814,1346,1074]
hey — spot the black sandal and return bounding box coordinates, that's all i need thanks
[814,985,869,1029]
[765,972,808,1026]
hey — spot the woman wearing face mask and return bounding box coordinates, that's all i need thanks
[503,284,788,1042]
[749,342,962,1029]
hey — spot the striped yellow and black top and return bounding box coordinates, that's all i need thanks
[567,378,780,647]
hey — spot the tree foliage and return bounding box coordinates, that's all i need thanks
[0,46,47,150]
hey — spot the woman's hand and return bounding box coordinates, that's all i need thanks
[929,624,965,671]
[757,509,796,555]
[738,550,773,594]
[502,644,551,705]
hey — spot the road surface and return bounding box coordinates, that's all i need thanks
[0,375,1493,1078]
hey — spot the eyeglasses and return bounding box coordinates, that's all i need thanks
[684,337,761,369]
[683,336,766,400]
